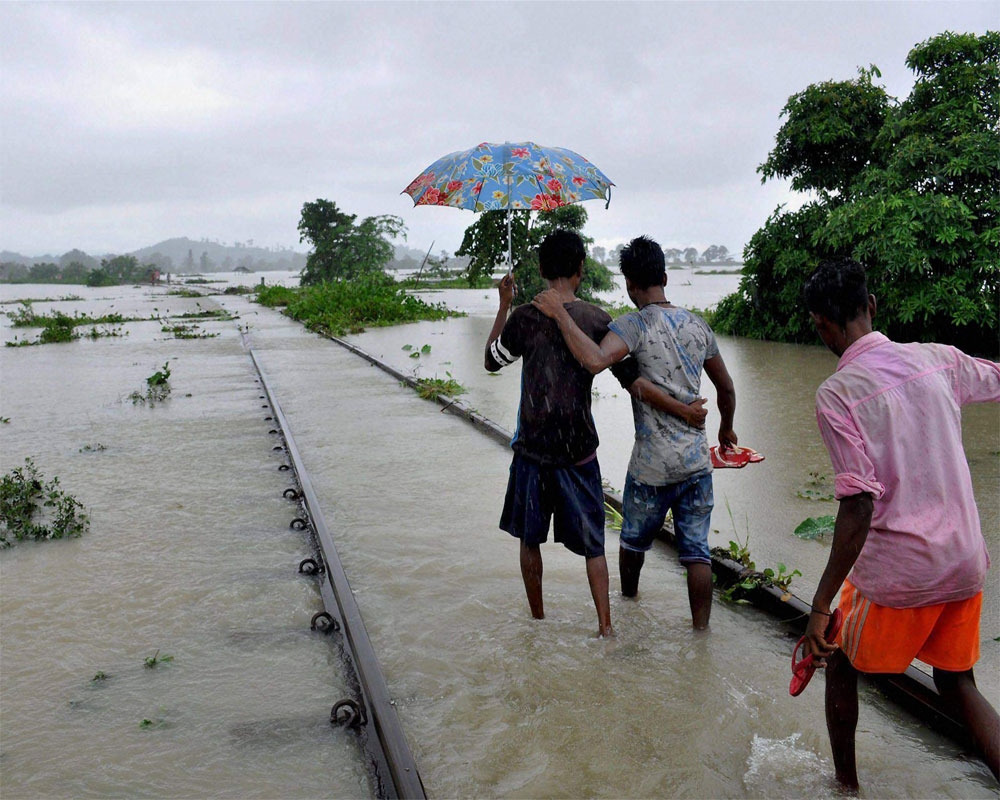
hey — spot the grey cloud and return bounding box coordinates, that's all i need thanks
[1,1,995,256]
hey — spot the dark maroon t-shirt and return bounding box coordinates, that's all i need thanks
[486,301,637,466]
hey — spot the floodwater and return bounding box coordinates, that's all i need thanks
[0,284,369,798]
[350,274,1000,694]
[1,276,997,798]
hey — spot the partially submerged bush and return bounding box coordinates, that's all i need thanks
[255,273,461,336]
[130,361,172,405]
[0,458,89,547]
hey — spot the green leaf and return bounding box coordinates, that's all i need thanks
[420,344,431,354]
[793,516,836,540]
[401,344,413,351]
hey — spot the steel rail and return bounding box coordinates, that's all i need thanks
[325,333,968,745]
[248,346,426,800]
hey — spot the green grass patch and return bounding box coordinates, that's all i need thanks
[255,274,462,336]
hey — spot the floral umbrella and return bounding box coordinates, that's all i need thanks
[402,141,613,271]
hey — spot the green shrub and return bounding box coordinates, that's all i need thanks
[256,273,460,336]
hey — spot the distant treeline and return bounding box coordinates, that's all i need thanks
[592,244,741,267]
[2,256,161,287]
[1,237,308,279]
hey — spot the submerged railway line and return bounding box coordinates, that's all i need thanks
[220,284,980,796]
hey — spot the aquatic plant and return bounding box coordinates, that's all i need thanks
[254,274,460,336]
[0,417,9,424]
[796,471,835,501]
[10,305,137,328]
[166,288,203,298]
[712,499,802,603]
[415,374,466,401]
[0,458,89,548]
[78,443,107,453]
[174,309,234,321]
[793,515,836,540]
[143,650,174,668]
[92,671,108,682]
[162,323,219,339]
[130,362,172,405]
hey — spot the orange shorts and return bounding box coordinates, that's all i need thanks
[835,580,982,673]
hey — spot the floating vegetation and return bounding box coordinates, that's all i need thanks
[0,417,9,424]
[10,305,140,328]
[694,268,743,275]
[166,288,203,298]
[143,650,174,668]
[255,274,461,336]
[92,671,108,682]
[711,500,801,603]
[415,374,466,401]
[130,361,172,406]
[796,471,834,501]
[174,309,235,321]
[78,443,107,453]
[222,285,253,295]
[793,515,836,540]
[161,323,219,339]
[0,458,89,548]
[183,278,215,284]
[0,294,84,304]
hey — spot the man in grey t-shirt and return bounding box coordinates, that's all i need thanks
[533,236,737,629]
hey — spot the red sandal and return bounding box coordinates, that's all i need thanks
[789,608,843,696]
[710,445,765,469]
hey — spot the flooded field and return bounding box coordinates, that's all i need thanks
[1,277,997,798]
[0,284,369,798]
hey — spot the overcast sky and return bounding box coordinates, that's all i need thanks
[1,1,995,258]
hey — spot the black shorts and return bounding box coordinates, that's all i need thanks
[499,453,606,558]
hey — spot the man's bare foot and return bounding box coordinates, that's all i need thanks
[597,625,615,638]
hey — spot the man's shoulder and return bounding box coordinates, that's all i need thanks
[568,300,611,324]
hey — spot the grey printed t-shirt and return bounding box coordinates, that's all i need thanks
[608,305,720,486]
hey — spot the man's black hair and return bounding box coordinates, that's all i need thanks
[803,257,870,327]
[538,230,585,279]
[619,235,665,289]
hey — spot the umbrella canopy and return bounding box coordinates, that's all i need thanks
[402,141,613,213]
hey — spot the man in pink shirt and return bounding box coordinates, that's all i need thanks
[802,258,998,788]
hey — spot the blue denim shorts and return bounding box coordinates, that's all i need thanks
[620,470,714,564]
[499,453,606,558]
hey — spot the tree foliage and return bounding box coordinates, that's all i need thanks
[298,199,406,284]
[455,204,614,302]
[715,31,999,353]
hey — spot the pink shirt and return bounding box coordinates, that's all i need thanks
[815,332,999,608]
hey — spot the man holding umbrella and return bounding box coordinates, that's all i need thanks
[486,230,707,636]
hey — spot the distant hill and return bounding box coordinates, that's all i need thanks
[1,238,307,273]
[130,238,306,272]
[1,238,473,275]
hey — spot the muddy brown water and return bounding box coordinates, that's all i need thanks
[0,278,997,798]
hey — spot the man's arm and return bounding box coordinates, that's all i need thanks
[704,354,737,450]
[630,379,708,429]
[805,493,873,664]
[485,274,515,371]
[532,289,628,373]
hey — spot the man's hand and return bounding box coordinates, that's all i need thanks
[532,289,566,320]
[804,610,839,667]
[684,398,708,429]
[497,273,516,306]
[719,427,738,451]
